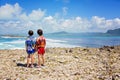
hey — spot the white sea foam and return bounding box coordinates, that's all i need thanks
[46,38,77,48]
[46,39,67,43]
[0,39,25,49]
[0,43,3,45]
[3,40,25,44]
[0,44,16,49]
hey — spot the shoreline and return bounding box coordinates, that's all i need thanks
[0,45,120,50]
[0,46,120,80]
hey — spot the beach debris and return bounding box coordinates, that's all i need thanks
[82,48,89,52]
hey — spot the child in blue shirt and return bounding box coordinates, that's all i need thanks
[25,30,36,68]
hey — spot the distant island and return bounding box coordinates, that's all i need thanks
[106,28,120,35]
[52,28,120,35]
[0,34,25,38]
[51,31,68,34]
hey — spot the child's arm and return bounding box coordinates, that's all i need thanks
[25,41,27,50]
[34,38,38,50]
[44,38,46,47]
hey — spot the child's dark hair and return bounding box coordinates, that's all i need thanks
[28,30,34,36]
[37,29,43,36]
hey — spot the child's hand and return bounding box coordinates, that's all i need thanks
[35,46,38,51]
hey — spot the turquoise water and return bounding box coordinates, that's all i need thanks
[0,33,120,49]
[45,33,120,47]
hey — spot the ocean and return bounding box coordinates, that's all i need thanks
[0,33,120,49]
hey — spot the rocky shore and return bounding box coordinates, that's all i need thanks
[0,46,120,80]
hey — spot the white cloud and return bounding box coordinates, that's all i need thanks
[28,9,45,21]
[0,3,45,21]
[0,3,22,20]
[0,3,120,34]
[90,16,120,32]
[44,16,54,22]
[91,16,106,29]
[19,13,28,21]
[59,17,91,32]
[42,16,59,32]
[19,9,45,21]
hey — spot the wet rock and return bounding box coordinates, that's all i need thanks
[13,60,16,62]
[82,48,89,52]
[69,49,73,53]
[73,72,80,75]
[65,49,68,53]
[6,78,11,80]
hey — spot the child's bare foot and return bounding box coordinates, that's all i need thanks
[27,64,29,67]
[36,65,40,68]
[30,65,34,68]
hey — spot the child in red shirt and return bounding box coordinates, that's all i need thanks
[36,29,46,67]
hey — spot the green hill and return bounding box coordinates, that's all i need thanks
[106,28,120,35]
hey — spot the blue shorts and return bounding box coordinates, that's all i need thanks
[26,49,35,54]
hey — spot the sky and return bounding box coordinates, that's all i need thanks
[0,0,120,35]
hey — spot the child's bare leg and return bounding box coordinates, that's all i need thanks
[27,54,30,67]
[41,55,44,65]
[37,54,41,66]
[31,54,34,67]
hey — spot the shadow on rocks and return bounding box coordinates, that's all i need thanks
[16,63,26,67]
[16,63,37,67]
